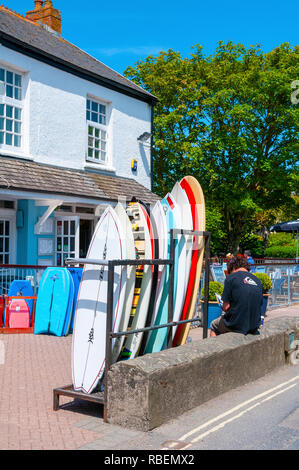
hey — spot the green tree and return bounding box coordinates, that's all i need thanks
[125,42,299,253]
[265,232,297,258]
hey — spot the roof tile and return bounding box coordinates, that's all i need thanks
[0,7,156,103]
[0,156,160,205]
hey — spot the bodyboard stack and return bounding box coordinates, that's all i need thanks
[34,268,74,336]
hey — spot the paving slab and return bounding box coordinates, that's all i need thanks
[0,303,297,449]
[0,334,102,450]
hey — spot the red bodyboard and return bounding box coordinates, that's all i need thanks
[0,296,4,327]
[8,299,31,329]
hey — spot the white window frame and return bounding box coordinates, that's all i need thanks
[0,65,24,152]
[0,208,16,265]
[86,96,111,167]
[54,215,80,267]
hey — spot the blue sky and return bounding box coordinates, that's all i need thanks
[7,0,299,75]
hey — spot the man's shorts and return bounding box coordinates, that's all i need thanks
[210,315,233,335]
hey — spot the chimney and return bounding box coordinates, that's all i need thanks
[26,1,62,35]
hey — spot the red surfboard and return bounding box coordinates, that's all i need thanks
[173,177,201,346]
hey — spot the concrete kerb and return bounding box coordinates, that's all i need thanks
[106,316,299,431]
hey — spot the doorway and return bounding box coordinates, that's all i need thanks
[79,219,93,259]
[55,216,94,266]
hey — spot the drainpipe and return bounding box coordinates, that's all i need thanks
[150,104,154,193]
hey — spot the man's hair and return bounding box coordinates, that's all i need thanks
[244,250,251,256]
[227,256,250,274]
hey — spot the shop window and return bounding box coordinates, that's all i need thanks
[0,219,10,264]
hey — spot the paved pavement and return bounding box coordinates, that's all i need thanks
[0,304,298,450]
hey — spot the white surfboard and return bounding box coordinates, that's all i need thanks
[72,206,127,394]
[165,193,187,336]
[169,185,193,337]
[166,193,181,228]
[121,202,153,360]
[149,200,168,326]
[112,202,136,363]
[171,182,193,293]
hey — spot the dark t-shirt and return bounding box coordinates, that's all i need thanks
[222,270,263,334]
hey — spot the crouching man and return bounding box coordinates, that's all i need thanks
[210,257,263,337]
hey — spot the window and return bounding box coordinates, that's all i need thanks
[0,67,23,149]
[0,68,22,100]
[86,99,106,125]
[0,201,15,209]
[76,206,95,214]
[86,98,108,164]
[55,205,73,213]
[55,218,78,266]
[0,104,22,147]
[0,220,10,264]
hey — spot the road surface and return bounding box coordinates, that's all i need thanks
[119,363,299,451]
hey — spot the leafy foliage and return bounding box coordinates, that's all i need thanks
[265,233,297,258]
[201,281,224,302]
[267,232,296,247]
[253,273,272,292]
[239,233,264,257]
[265,244,297,258]
[125,42,299,254]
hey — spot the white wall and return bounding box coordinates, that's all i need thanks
[0,45,152,189]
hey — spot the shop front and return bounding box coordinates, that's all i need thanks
[0,196,105,268]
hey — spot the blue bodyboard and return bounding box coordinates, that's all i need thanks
[34,268,72,336]
[67,267,83,333]
[62,272,74,336]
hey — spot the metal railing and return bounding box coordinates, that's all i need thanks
[1,258,297,325]
[253,264,299,308]
[253,258,298,265]
[0,264,47,296]
[198,262,299,311]
[217,257,298,265]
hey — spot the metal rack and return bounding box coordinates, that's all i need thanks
[53,229,211,421]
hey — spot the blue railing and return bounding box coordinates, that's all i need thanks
[1,262,298,315]
[200,262,299,310]
[258,264,299,308]
[0,265,47,296]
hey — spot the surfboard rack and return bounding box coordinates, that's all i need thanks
[53,384,104,411]
[54,229,211,422]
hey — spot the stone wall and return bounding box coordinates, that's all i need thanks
[107,316,299,431]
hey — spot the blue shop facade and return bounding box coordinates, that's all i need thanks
[0,191,103,267]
